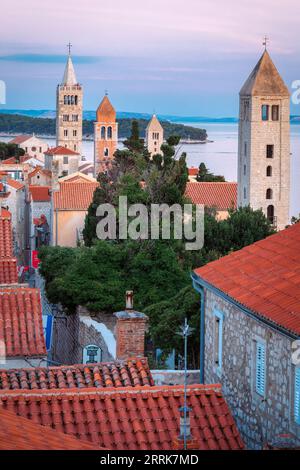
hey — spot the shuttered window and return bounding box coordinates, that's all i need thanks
[295,367,300,425]
[256,342,266,396]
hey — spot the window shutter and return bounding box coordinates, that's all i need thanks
[256,342,266,396]
[295,367,300,424]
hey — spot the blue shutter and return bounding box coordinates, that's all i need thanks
[256,342,266,396]
[295,367,300,425]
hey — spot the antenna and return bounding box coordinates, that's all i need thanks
[177,318,194,449]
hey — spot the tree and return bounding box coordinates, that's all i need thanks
[0,142,25,161]
[196,162,225,182]
[123,120,148,155]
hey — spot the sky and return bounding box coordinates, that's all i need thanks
[0,0,300,116]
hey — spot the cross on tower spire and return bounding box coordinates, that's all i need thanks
[263,36,269,51]
[67,42,72,56]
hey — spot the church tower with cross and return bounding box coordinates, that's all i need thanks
[56,44,83,155]
[238,41,290,230]
[94,93,118,175]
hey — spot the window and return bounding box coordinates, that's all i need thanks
[213,310,224,376]
[63,156,68,165]
[39,147,42,153]
[266,145,274,158]
[73,130,77,137]
[243,164,246,176]
[266,166,272,177]
[272,105,279,121]
[101,126,106,139]
[266,188,273,199]
[64,129,68,137]
[294,367,300,425]
[267,205,274,224]
[107,126,112,139]
[31,146,36,151]
[244,187,247,199]
[262,105,269,121]
[63,115,69,122]
[72,114,78,122]
[244,141,247,157]
[104,148,109,157]
[255,341,266,396]
[75,95,78,105]
[74,144,76,151]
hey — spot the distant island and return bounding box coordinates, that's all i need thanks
[0,112,207,141]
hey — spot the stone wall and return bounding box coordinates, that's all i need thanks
[203,287,300,449]
[151,370,200,386]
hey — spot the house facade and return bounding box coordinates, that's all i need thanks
[44,146,80,177]
[192,223,300,449]
[9,134,48,160]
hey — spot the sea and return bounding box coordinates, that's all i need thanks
[1,122,299,217]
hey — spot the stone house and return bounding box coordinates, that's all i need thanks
[192,223,300,449]
[145,114,164,157]
[52,180,98,246]
[27,185,52,252]
[28,166,52,186]
[44,146,80,177]
[9,134,48,161]
[185,181,237,220]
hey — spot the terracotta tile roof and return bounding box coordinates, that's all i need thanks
[1,156,30,164]
[6,178,25,190]
[0,384,244,450]
[0,259,18,284]
[29,185,51,202]
[0,211,13,258]
[188,167,198,176]
[53,182,98,210]
[0,287,46,357]
[9,135,32,145]
[28,166,52,178]
[45,146,79,156]
[0,358,154,390]
[0,408,100,450]
[185,182,237,210]
[194,223,300,336]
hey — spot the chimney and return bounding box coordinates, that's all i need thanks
[172,406,199,450]
[114,291,148,360]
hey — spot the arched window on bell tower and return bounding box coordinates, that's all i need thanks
[267,205,275,224]
[266,188,273,200]
[101,126,106,139]
[107,126,112,139]
[266,166,272,177]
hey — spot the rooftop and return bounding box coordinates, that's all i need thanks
[9,135,32,145]
[0,358,154,390]
[240,50,289,96]
[45,146,79,156]
[0,383,244,450]
[96,95,116,122]
[194,223,300,337]
[29,185,51,202]
[53,181,98,210]
[0,408,100,450]
[0,287,46,357]
[185,182,237,211]
[0,210,13,258]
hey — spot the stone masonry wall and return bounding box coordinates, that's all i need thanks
[203,287,300,449]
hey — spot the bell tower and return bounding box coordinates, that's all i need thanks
[56,44,83,155]
[94,94,118,175]
[238,47,290,230]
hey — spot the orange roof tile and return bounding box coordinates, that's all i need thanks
[0,287,46,357]
[9,135,32,145]
[28,166,52,178]
[188,167,198,176]
[0,358,154,390]
[29,185,51,202]
[194,223,300,336]
[0,408,101,450]
[0,259,18,284]
[6,178,24,190]
[53,182,98,210]
[45,146,79,156]
[0,384,244,450]
[0,212,13,258]
[185,182,237,210]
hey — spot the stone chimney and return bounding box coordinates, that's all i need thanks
[114,291,148,360]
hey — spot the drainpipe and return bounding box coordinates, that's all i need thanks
[191,274,205,384]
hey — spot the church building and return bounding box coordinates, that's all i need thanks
[238,48,290,231]
[94,94,118,175]
[56,47,83,155]
[146,114,164,157]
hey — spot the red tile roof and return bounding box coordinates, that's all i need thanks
[96,95,116,122]
[29,185,51,202]
[194,223,300,336]
[185,182,237,210]
[0,408,100,450]
[0,259,18,284]
[188,167,198,176]
[53,182,98,210]
[0,384,244,450]
[0,358,154,390]
[6,178,24,190]
[28,166,52,178]
[0,287,46,357]
[1,156,30,164]
[9,135,32,145]
[45,146,79,156]
[0,211,13,258]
